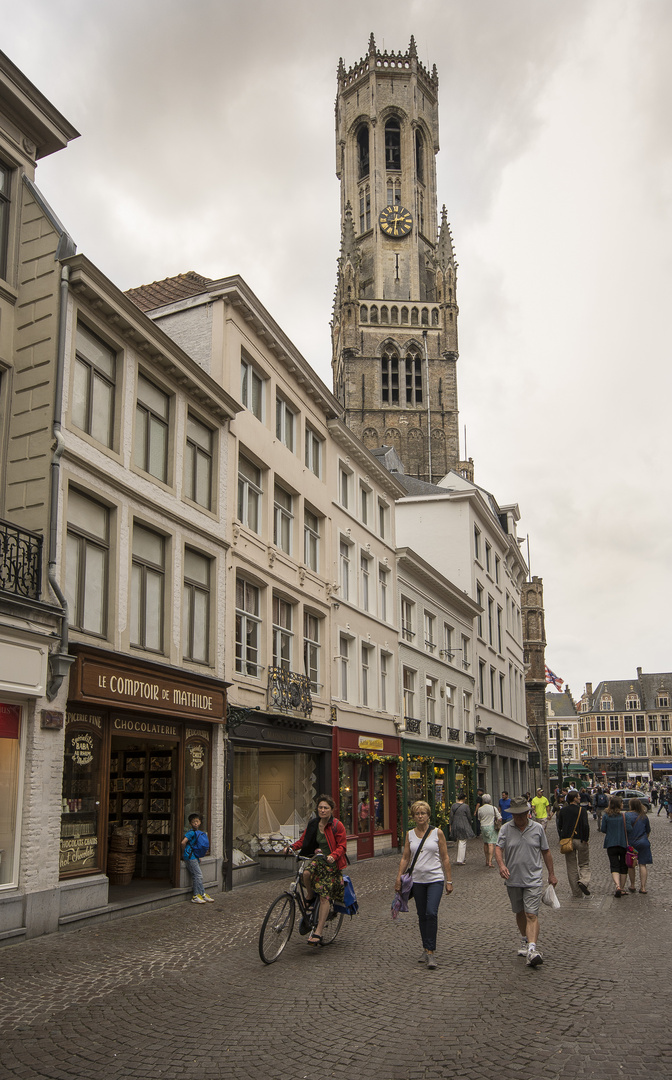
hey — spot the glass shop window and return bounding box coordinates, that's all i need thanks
[0,704,22,887]
[60,721,104,877]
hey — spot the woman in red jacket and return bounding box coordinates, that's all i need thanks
[290,794,347,946]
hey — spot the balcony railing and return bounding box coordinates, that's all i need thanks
[0,519,42,600]
[267,668,313,716]
[428,723,442,739]
[448,728,460,742]
[465,731,476,744]
[404,716,421,734]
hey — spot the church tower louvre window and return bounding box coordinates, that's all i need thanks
[332,34,460,484]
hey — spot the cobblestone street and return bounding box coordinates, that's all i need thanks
[1,813,671,1080]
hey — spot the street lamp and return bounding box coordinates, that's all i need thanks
[609,744,626,788]
[555,724,571,789]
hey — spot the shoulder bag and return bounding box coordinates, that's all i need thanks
[400,826,432,898]
[622,812,639,867]
[560,808,581,854]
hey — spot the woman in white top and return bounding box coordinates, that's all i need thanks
[477,793,500,867]
[394,800,453,969]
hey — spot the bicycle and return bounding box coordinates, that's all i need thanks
[258,851,344,964]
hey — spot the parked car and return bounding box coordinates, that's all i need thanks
[611,789,652,811]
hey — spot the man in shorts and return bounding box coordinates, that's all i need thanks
[495,794,558,968]
[531,787,551,830]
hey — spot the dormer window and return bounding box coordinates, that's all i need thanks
[357,125,370,180]
[600,696,613,711]
[385,118,401,171]
[657,693,669,708]
[625,693,640,710]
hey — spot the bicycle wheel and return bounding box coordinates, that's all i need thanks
[259,893,296,964]
[319,905,343,946]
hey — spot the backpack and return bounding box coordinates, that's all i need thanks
[597,793,608,808]
[183,829,209,860]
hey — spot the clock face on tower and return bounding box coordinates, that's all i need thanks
[378,204,413,238]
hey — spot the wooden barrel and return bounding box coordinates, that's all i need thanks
[107,849,136,886]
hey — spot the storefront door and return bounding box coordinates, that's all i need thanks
[110,736,180,883]
[338,758,392,860]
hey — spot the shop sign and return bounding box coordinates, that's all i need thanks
[409,770,421,779]
[113,718,178,736]
[358,736,384,751]
[187,743,205,770]
[0,703,20,738]
[79,659,225,720]
[59,835,98,872]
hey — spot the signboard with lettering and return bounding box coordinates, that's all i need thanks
[76,656,226,721]
[0,703,20,739]
[358,736,384,751]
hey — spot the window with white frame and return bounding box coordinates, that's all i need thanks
[304,508,320,572]
[380,652,389,711]
[426,677,437,724]
[360,484,371,525]
[378,500,389,539]
[403,667,415,718]
[478,660,486,705]
[495,554,500,584]
[499,673,506,713]
[303,613,320,694]
[597,737,607,755]
[600,696,613,711]
[339,465,351,509]
[235,578,261,676]
[609,718,620,731]
[185,414,213,510]
[649,717,658,732]
[273,484,293,554]
[65,489,109,637]
[361,644,372,707]
[134,373,170,483]
[474,525,481,562]
[130,523,165,653]
[339,539,351,601]
[662,736,672,754]
[637,737,647,757]
[276,395,295,451]
[485,541,491,574]
[237,454,262,532]
[401,597,414,642]
[657,694,669,708]
[497,606,503,653]
[636,715,646,732]
[360,552,371,611]
[625,694,640,710]
[650,738,659,756]
[272,596,293,671]
[461,635,470,670]
[662,716,671,732]
[240,352,264,419]
[463,691,472,730]
[476,584,484,637]
[378,565,389,622]
[445,684,455,728]
[443,624,454,660]
[424,611,436,654]
[623,716,633,732]
[304,426,322,477]
[183,548,211,664]
[487,597,494,645]
[72,322,116,448]
[340,635,350,700]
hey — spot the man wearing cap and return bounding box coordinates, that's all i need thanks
[494,794,558,967]
[530,787,551,831]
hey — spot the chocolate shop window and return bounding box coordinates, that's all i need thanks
[60,724,103,876]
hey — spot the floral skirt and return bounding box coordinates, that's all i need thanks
[307,857,345,905]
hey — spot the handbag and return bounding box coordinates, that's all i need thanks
[400,826,432,898]
[622,812,639,868]
[559,806,582,854]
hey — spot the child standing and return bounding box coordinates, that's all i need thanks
[181,813,214,904]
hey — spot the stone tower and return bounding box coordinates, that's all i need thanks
[331,34,460,483]
[522,576,551,790]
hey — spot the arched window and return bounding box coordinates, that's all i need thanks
[386,178,401,206]
[405,349,422,405]
[415,130,424,183]
[381,348,400,404]
[431,308,439,327]
[370,305,378,324]
[360,305,368,323]
[381,306,389,324]
[391,306,399,324]
[385,118,401,171]
[359,185,371,233]
[421,308,429,326]
[411,307,419,326]
[357,125,370,180]
[401,306,409,325]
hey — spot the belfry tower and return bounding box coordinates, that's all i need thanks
[331,34,460,483]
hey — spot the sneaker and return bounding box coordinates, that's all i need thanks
[191,895,206,904]
[426,954,438,970]
[578,882,591,896]
[418,952,428,964]
[202,893,215,903]
[526,946,543,968]
[517,937,529,956]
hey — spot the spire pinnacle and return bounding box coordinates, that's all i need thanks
[409,35,417,59]
[368,32,376,57]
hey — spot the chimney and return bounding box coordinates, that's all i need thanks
[585,682,592,697]
[637,667,643,679]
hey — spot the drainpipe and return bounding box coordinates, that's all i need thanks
[423,330,432,482]
[46,264,75,700]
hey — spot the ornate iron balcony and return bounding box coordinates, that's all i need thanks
[0,519,42,600]
[267,667,313,716]
[465,731,476,744]
[448,728,460,742]
[404,716,421,734]
[428,723,442,739]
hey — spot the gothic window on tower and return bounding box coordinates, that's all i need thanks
[405,351,422,406]
[385,118,401,171]
[386,179,401,206]
[418,192,425,235]
[415,130,424,184]
[359,186,371,233]
[357,125,370,180]
[381,349,400,405]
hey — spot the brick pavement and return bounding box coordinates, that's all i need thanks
[1,813,671,1079]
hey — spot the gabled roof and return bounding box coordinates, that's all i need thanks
[125,272,214,312]
[586,672,672,712]
[546,691,578,719]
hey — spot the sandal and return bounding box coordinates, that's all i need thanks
[639,889,648,894]
[307,933,322,947]
[628,887,636,892]
[614,889,622,897]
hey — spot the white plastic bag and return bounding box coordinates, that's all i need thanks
[542,883,560,909]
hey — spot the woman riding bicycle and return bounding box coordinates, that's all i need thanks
[288,795,347,946]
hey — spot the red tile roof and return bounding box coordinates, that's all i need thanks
[125,271,213,311]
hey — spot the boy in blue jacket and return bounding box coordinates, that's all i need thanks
[181,813,214,904]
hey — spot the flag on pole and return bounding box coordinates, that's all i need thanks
[545,666,563,691]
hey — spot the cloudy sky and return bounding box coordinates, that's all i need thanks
[5,0,671,699]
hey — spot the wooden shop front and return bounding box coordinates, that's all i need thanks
[61,646,227,889]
